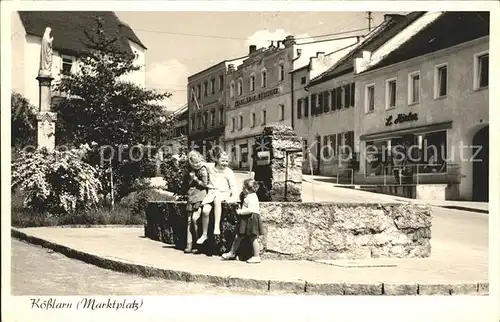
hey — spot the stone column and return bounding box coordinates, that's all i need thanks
[253,125,303,202]
[36,74,56,150]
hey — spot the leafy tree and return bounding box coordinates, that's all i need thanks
[11,92,37,149]
[54,16,174,147]
[53,16,177,199]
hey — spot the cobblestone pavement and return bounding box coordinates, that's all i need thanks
[11,239,292,296]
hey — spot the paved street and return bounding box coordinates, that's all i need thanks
[11,239,287,295]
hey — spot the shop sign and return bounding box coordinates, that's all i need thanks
[234,88,280,108]
[385,112,418,126]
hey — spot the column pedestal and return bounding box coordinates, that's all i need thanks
[36,74,56,150]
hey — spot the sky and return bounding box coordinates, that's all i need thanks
[116,11,391,110]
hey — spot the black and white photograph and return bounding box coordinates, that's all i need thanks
[2,1,498,322]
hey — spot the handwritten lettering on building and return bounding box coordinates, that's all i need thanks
[385,112,418,126]
[234,88,280,108]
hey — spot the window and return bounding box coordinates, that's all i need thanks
[219,75,224,91]
[365,140,389,176]
[350,83,355,108]
[280,104,285,121]
[261,110,267,125]
[323,91,330,113]
[434,64,447,98]
[197,114,202,129]
[335,86,343,110]
[231,117,236,131]
[329,134,337,157]
[203,81,208,96]
[230,81,235,98]
[251,112,256,127]
[304,98,309,117]
[61,55,73,75]
[250,74,256,92]
[303,139,309,157]
[343,84,351,108]
[301,76,306,85]
[210,78,215,94]
[323,136,330,158]
[297,98,302,119]
[190,87,195,102]
[191,117,195,131]
[278,63,285,81]
[474,52,489,89]
[408,71,420,104]
[386,78,397,109]
[219,108,224,124]
[365,84,375,113]
[237,78,243,96]
[261,69,267,88]
[197,85,201,99]
[204,112,208,128]
[239,115,243,130]
[421,130,447,173]
[210,110,215,126]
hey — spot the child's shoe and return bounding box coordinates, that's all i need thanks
[221,252,236,260]
[184,243,193,253]
[196,235,208,244]
[246,256,261,264]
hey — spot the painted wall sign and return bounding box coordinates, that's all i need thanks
[385,112,418,126]
[234,88,280,107]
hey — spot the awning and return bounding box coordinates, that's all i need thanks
[360,121,453,141]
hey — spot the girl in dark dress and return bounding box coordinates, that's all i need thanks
[221,179,264,263]
[184,151,210,253]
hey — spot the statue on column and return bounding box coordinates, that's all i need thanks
[39,27,53,76]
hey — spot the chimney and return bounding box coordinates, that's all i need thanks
[269,41,275,48]
[249,45,257,54]
[228,64,235,73]
[316,51,325,59]
[283,35,296,47]
[384,14,404,22]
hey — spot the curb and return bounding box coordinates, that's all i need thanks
[438,206,488,214]
[11,228,488,296]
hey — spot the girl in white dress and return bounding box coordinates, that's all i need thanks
[196,151,238,244]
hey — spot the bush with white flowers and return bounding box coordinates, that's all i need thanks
[11,145,103,214]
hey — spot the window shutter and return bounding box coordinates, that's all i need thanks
[331,88,337,110]
[318,93,323,115]
[350,83,355,108]
[297,99,302,119]
[304,97,309,117]
[344,85,351,108]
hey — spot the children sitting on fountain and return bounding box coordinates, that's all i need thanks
[221,179,264,264]
[183,150,210,253]
[197,151,239,245]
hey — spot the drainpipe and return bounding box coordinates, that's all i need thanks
[290,48,302,130]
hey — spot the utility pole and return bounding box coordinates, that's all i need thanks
[367,12,373,32]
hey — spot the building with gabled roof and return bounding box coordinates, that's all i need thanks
[12,11,146,107]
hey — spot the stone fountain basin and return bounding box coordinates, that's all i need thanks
[145,201,432,261]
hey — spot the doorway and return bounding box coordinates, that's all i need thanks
[472,126,488,201]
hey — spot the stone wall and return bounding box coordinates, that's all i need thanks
[145,201,432,260]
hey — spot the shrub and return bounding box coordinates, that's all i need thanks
[11,145,103,215]
[11,92,37,149]
[161,151,188,200]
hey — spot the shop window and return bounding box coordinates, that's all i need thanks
[434,64,448,98]
[474,52,489,89]
[421,131,447,173]
[386,78,397,109]
[365,140,389,176]
[408,71,420,104]
[365,84,375,113]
